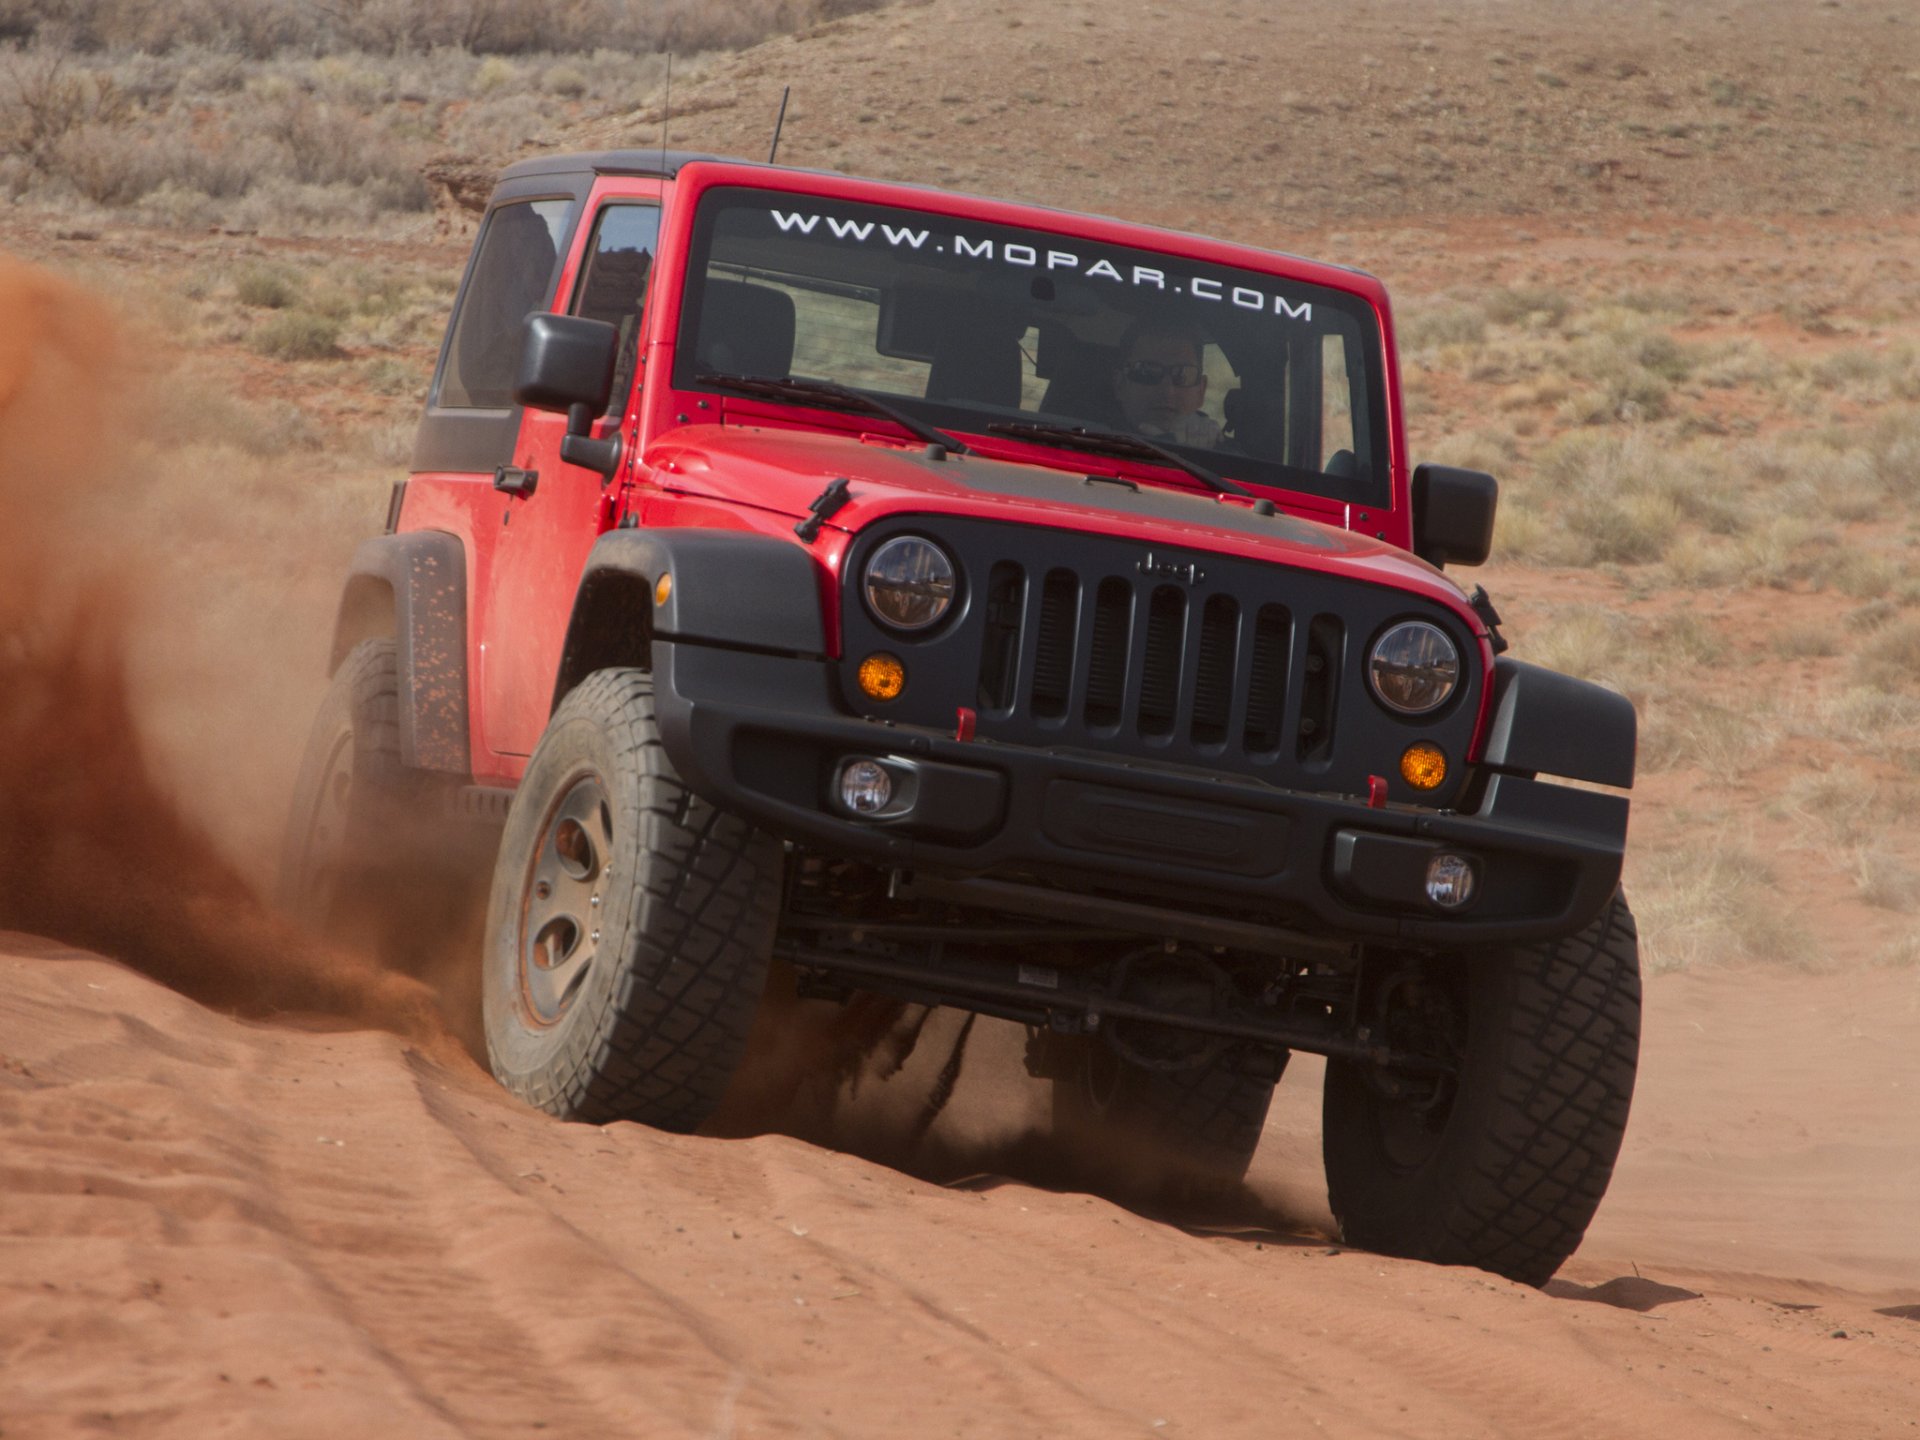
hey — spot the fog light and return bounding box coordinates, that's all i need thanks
[1401,742,1447,791]
[858,652,906,701]
[839,759,893,814]
[1425,852,1476,909]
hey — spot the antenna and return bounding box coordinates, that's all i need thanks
[659,52,672,171]
[768,86,791,164]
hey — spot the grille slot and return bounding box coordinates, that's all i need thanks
[1243,603,1292,755]
[1138,585,1187,739]
[1298,614,1344,763]
[976,561,1026,712]
[1191,595,1240,746]
[1030,568,1080,720]
[1084,578,1133,730]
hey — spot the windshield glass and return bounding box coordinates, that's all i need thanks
[674,186,1390,506]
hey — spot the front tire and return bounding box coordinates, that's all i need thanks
[482,669,781,1130]
[1322,892,1642,1286]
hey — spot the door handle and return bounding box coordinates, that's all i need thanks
[493,466,538,498]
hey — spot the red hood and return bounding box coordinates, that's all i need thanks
[646,422,1479,620]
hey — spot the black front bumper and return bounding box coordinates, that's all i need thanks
[651,640,1628,949]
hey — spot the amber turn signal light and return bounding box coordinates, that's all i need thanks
[1400,742,1447,790]
[858,652,906,701]
[654,573,672,606]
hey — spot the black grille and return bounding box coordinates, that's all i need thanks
[842,517,1478,804]
[972,559,1347,772]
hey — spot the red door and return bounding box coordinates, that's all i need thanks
[479,196,662,757]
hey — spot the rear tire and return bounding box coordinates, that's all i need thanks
[482,669,781,1130]
[1322,892,1641,1286]
[279,638,434,947]
[1051,1037,1279,1194]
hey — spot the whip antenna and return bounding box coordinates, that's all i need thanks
[768,86,791,163]
[659,52,672,170]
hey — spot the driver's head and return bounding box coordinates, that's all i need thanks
[1113,320,1209,437]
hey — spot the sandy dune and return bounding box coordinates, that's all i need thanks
[3,936,1914,1438]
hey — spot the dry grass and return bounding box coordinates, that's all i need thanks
[0,1,911,233]
[1629,843,1812,974]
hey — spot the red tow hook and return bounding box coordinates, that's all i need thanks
[955,706,977,742]
[1366,774,1389,808]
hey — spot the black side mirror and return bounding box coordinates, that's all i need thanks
[1411,463,1498,568]
[513,313,622,477]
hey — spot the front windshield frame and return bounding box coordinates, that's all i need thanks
[671,185,1392,509]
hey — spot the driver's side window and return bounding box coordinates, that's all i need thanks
[570,202,661,416]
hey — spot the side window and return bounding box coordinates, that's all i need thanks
[571,203,661,416]
[1320,333,1356,468]
[437,198,572,410]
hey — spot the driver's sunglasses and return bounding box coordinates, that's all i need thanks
[1120,359,1203,387]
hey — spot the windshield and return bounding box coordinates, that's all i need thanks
[674,186,1391,507]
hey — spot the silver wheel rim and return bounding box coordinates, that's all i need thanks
[517,773,615,1028]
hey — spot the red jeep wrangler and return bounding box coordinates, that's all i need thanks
[285,151,1640,1285]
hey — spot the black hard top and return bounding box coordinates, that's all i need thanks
[497,150,737,181]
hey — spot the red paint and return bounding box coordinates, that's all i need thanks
[386,153,1498,785]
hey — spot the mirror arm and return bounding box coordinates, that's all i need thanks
[560,431,621,479]
[558,400,621,479]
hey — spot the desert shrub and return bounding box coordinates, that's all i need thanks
[1853,618,1920,693]
[1483,284,1574,329]
[0,0,915,57]
[0,50,132,174]
[1775,766,1896,846]
[1397,298,1486,352]
[1774,623,1840,660]
[1631,841,1811,972]
[1853,849,1920,913]
[250,309,342,360]
[235,266,299,308]
[1831,549,1900,601]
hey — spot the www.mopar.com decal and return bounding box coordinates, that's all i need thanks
[767,208,1315,324]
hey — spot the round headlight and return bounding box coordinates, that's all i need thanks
[864,536,957,632]
[1369,620,1460,715]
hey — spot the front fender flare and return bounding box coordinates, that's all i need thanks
[551,528,828,712]
[1479,657,1636,790]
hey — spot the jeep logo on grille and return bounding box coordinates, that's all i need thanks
[1136,551,1206,584]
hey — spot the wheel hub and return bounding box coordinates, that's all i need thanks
[518,774,614,1027]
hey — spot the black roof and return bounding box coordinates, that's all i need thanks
[497,150,737,181]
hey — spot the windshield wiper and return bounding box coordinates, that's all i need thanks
[983,420,1252,499]
[698,372,967,455]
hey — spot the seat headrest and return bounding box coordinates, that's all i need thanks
[694,279,796,379]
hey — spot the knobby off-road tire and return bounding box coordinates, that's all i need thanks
[482,668,781,1131]
[1052,1038,1280,1191]
[1322,892,1642,1287]
[279,638,436,949]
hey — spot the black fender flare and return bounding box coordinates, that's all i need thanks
[330,531,471,775]
[1479,657,1636,790]
[551,527,828,712]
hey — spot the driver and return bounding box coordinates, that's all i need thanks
[1112,319,1222,447]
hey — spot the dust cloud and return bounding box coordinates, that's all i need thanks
[0,250,1311,1233]
[0,251,444,1043]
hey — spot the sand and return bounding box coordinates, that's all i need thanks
[1,938,1915,1437]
